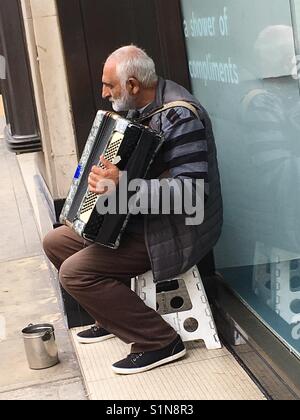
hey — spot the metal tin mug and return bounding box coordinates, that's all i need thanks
[22,324,59,370]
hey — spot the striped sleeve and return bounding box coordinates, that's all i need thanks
[162,107,209,197]
[132,106,208,219]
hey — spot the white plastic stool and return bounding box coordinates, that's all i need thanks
[131,266,221,350]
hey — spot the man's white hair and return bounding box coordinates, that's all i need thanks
[107,45,158,88]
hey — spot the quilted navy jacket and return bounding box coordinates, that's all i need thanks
[136,78,223,282]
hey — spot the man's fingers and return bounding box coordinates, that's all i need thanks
[89,158,119,194]
[88,185,105,194]
[89,172,103,183]
[88,173,99,187]
[88,183,107,194]
[91,165,113,179]
[88,179,97,188]
[91,166,106,176]
[100,155,116,170]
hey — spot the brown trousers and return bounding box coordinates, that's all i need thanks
[43,226,177,353]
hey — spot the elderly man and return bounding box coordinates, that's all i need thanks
[43,46,222,375]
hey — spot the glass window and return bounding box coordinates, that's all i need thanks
[181,0,300,356]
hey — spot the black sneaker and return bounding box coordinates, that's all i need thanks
[112,335,186,375]
[77,325,115,344]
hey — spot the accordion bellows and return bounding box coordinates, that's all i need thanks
[60,111,163,249]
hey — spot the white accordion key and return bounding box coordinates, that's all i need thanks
[110,132,124,145]
[112,156,121,165]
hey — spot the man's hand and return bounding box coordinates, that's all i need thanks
[88,155,120,195]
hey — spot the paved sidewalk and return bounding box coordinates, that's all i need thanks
[0,110,87,400]
[72,327,267,400]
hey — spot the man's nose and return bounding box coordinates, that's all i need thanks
[102,86,110,99]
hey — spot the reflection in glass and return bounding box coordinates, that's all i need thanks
[181,0,300,356]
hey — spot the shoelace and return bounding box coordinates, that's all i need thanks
[91,325,100,333]
[130,353,144,363]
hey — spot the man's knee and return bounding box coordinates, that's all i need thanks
[43,229,58,259]
[43,226,67,266]
[59,257,82,291]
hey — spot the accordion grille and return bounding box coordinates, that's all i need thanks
[80,134,124,216]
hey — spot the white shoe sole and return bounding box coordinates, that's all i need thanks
[112,348,187,375]
[77,333,115,344]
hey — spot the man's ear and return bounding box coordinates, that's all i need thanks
[127,77,140,95]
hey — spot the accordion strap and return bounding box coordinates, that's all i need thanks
[139,100,199,122]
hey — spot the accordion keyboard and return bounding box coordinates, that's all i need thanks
[79,131,124,224]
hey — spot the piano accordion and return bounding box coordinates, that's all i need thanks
[60,110,163,249]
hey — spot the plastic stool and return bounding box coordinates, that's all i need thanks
[132,266,221,350]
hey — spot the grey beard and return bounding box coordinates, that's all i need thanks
[111,92,136,112]
[111,100,128,112]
